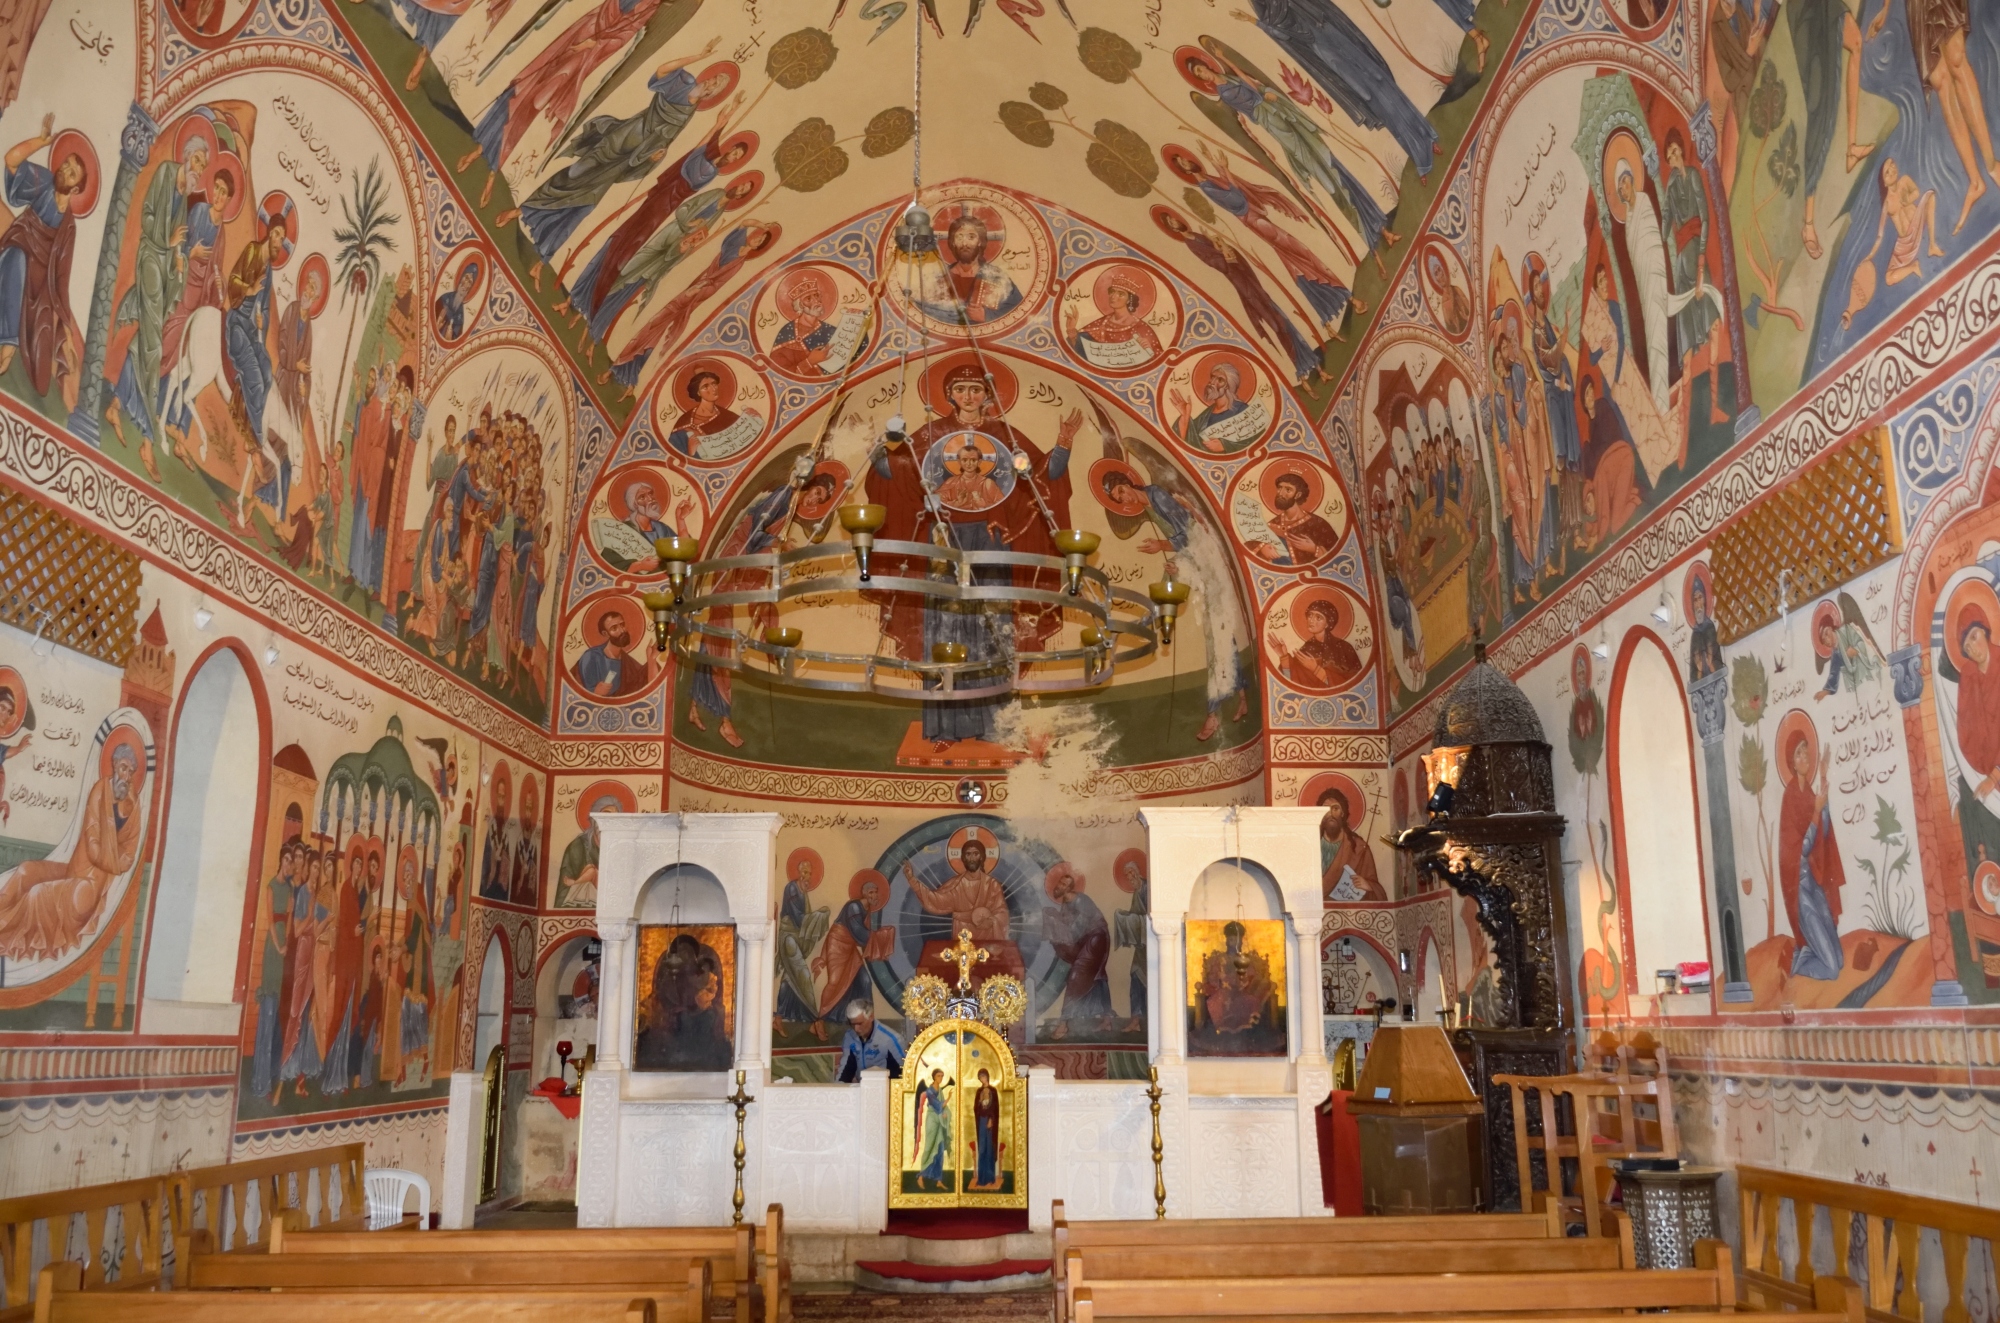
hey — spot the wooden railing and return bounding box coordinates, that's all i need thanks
[169,1143,367,1257]
[1739,1165,1999,1323]
[0,1175,164,1322]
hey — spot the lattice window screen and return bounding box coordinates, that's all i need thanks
[1709,426,1902,645]
[0,486,142,666]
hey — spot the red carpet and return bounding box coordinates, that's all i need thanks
[883,1207,1030,1239]
[853,1259,1051,1284]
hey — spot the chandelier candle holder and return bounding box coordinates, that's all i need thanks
[642,589,676,654]
[1055,529,1101,596]
[1148,578,1191,646]
[652,535,702,604]
[837,503,888,581]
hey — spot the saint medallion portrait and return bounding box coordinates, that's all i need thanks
[584,463,704,575]
[1417,238,1473,340]
[753,262,873,379]
[433,243,493,348]
[1161,348,1276,455]
[881,185,1050,342]
[654,354,769,463]
[1230,456,1348,570]
[1264,581,1373,693]
[1058,259,1179,375]
[562,593,657,702]
[921,432,1018,515]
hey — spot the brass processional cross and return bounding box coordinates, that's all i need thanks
[945,928,990,991]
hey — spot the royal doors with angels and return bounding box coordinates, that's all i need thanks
[888,1019,1028,1209]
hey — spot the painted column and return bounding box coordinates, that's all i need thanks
[735,917,773,1076]
[1889,646,1973,1005]
[71,101,158,445]
[1689,668,1750,999]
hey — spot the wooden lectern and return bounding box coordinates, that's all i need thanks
[1346,1024,1484,1215]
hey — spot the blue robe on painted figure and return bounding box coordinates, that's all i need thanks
[1248,0,1440,176]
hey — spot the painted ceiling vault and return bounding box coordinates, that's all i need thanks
[0,0,1985,784]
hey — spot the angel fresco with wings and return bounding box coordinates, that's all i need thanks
[1813,592,1885,701]
[1085,396,1253,743]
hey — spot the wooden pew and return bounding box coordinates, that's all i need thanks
[177,1239,708,1321]
[34,1262,660,1323]
[167,1143,368,1253]
[269,1202,781,1323]
[1069,1245,1868,1323]
[1051,1198,1565,1310]
[1063,1236,1632,1323]
[0,1175,165,1323]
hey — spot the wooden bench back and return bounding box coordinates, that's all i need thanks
[0,1174,165,1322]
[1062,1237,1628,1323]
[1739,1164,2000,1323]
[1069,1250,1739,1319]
[1050,1199,1564,1295]
[271,1206,775,1323]
[187,1248,708,1292]
[35,1263,660,1323]
[168,1143,366,1252]
[1071,1265,1863,1323]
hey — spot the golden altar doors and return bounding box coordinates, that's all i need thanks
[887,1018,1027,1209]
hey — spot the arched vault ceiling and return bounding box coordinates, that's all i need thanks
[345,0,1517,429]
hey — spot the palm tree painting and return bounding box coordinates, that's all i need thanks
[328,160,401,462]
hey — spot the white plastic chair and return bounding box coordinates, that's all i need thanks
[363,1167,431,1230]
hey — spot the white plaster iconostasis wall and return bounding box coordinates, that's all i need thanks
[579,813,782,1227]
[1124,807,1331,1220]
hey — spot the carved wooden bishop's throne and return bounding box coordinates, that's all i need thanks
[1395,644,1576,1212]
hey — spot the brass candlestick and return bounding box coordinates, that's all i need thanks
[1146,1065,1166,1220]
[727,1069,755,1227]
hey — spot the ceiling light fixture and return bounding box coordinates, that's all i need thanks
[193,596,213,631]
[1651,589,1673,626]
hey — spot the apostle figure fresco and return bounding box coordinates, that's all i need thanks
[1307,772,1384,902]
[633,923,736,1072]
[1038,863,1112,1039]
[1088,403,1256,744]
[554,779,639,910]
[0,112,91,408]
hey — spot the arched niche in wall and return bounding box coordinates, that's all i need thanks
[141,642,267,1035]
[637,863,732,924]
[1608,629,1711,997]
[532,932,599,1084]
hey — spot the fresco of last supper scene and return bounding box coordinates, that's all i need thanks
[2,0,1999,1316]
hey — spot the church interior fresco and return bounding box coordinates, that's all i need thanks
[0,0,1998,1208]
